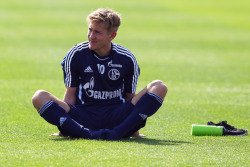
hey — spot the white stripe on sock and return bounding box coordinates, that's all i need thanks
[39,100,53,115]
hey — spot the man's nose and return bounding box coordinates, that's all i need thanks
[89,32,95,39]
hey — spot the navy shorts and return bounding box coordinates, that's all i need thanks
[61,100,146,138]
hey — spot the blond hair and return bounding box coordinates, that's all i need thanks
[87,8,121,32]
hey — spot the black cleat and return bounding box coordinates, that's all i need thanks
[207,121,248,136]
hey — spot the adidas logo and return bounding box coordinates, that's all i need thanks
[60,117,67,126]
[139,113,148,120]
[84,66,93,73]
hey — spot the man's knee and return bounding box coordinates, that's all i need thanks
[147,80,168,99]
[32,90,50,103]
[32,90,51,111]
[148,80,168,91]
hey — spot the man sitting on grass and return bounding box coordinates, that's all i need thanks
[31,8,168,140]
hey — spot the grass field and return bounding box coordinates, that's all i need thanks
[0,0,249,166]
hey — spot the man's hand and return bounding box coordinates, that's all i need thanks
[50,131,64,137]
[131,131,146,138]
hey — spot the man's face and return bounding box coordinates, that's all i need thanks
[88,21,116,55]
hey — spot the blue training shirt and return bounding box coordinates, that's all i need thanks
[61,42,140,105]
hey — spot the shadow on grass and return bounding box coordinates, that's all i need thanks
[121,138,192,145]
[50,137,192,146]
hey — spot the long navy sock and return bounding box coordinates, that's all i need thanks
[111,92,163,139]
[39,101,108,139]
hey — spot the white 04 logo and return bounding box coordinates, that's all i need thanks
[108,69,120,80]
[97,64,105,74]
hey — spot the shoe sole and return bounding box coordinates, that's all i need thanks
[225,130,248,136]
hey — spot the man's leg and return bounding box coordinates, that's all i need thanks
[37,100,112,139]
[131,80,167,106]
[31,90,108,139]
[31,80,168,140]
[112,80,168,139]
[32,90,70,112]
[32,90,70,136]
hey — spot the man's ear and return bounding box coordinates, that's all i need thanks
[110,32,117,41]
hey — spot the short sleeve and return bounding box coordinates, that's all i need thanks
[124,55,140,94]
[61,48,80,87]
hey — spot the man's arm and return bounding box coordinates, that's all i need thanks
[125,93,135,101]
[63,86,77,105]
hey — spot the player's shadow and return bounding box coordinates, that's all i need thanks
[51,137,192,146]
[121,138,192,145]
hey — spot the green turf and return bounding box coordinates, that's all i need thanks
[0,0,249,166]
